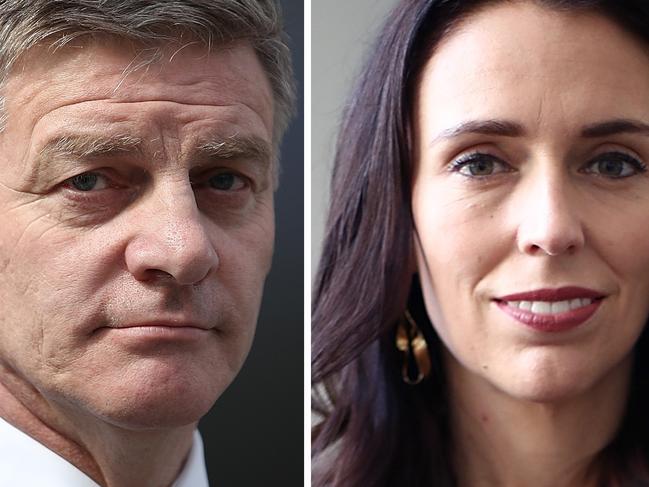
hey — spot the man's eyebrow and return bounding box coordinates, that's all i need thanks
[38,134,144,160]
[195,134,272,164]
[27,134,143,184]
[429,119,525,145]
[581,119,649,138]
[28,133,273,184]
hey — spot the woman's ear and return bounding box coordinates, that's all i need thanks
[410,225,436,318]
[409,225,430,286]
[409,224,420,276]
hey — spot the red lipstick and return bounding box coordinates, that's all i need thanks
[495,287,604,333]
[497,287,603,302]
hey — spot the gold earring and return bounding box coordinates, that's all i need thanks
[396,310,431,385]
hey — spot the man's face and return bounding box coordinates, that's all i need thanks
[0,39,275,428]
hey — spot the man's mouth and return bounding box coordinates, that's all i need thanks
[96,316,217,346]
[114,321,212,330]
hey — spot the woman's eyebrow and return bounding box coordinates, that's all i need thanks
[581,119,649,138]
[429,119,525,146]
[429,118,649,146]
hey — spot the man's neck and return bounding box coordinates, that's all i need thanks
[445,354,631,487]
[0,366,195,487]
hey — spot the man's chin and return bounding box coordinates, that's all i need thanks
[97,398,217,430]
[53,365,235,431]
[82,385,222,430]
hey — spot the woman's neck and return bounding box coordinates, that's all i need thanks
[445,352,632,487]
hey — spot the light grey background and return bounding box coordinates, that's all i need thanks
[312,0,398,274]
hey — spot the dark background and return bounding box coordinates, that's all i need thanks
[198,1,303,486]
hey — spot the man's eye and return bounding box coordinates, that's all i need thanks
[582,152,647,179]
[67,172,110,191]
[208,173,247,191]
[449,153,511,177]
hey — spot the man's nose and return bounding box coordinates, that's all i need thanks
[515,169,585,257]
[124,182,219,285]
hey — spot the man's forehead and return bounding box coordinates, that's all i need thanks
[4,37,274,123]
[0,37,276,189]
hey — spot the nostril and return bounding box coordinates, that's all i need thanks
[124,230,219,285]
[146,269,174,281]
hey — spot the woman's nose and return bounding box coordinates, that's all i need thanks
[124,182,219,285]
[515,171,585,257]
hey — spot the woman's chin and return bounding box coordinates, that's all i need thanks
[499,376,589,404]
[486,350,623,405]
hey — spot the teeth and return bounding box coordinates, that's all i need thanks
[519,301,532,311]
[506,298,594,314]
[551,301,570,314]
[530,301,551,314]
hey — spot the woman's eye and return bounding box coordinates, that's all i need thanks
[67,172,110,191]
[450,153,511,177]
[582,152,647,179]
[208,172,247,191]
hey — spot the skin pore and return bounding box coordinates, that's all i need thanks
[0,38,274,487]
[411,2,649,486]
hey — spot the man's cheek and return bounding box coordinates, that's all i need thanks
[0,298,46,377]
[0,246,92,362]
[235,202,275,272]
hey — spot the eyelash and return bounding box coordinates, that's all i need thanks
[64,171,112,191]
[448,152,511,178]
[581,152,647,178]
[62,169,250,199]
[60,171,129,207]
[448,151,647,179]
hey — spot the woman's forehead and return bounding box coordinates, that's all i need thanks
[414,1,649,139]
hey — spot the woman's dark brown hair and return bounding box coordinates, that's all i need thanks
[312,1,649,485]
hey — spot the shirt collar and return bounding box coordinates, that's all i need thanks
[173,430,210,487]
[0,416,209,487]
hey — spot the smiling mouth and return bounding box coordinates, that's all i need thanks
[502,298,597,314]
[494,287,606,332]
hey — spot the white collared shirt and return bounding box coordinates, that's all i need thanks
[0,416,209,487]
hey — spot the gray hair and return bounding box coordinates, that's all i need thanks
[0,0,296,146]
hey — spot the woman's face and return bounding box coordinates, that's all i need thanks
[412,1,649,401]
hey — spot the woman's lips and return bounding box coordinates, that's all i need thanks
[494,287,605,332]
